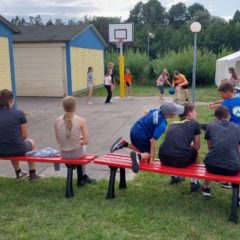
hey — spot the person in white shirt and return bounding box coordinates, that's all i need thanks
[104,69,112,104]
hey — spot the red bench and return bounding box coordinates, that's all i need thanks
[0,154,97,198]
[94,153,240,224]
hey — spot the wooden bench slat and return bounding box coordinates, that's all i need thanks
[94,154,240,184]
[0,154,97,165]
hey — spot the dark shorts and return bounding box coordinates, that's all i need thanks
[159,149,197,168]
[174,83,188,89]
[204,163,239,176]
[125,82,131,87]
[130,132,150,153]
[0,139,33,157]
[157,85,164,94]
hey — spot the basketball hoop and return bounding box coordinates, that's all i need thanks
[115,38,123,48]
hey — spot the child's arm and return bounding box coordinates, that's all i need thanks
[166,79,172,87]
[209,99,223,109]
[149,138,156,164]
[54,121,60,144]
[80,118,89,145]
[192,134,201,163]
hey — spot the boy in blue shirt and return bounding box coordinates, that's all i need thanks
[110,102,184,173]
[219,82,240,125]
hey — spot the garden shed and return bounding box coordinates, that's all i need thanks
[13,24,107,97]
[215,51,240,86]
[0,15,19,96]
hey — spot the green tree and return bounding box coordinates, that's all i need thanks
[88,16,120,43]
[187,3,205,20]
[168,2,187,28]
[46,19,54,26]
[55,18,65,25]
[128,1,145,27]
[232,10,240,24]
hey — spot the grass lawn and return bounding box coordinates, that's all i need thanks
[78,84,219,102]
[1,89,239,239]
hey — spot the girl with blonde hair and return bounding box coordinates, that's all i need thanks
[55,96,94,187]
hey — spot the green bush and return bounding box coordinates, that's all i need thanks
[124,49,150,83]
[105,47,234,86]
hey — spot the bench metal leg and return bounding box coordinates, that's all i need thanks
[229,183,239,224]
[77,165,83,186]
[107,166,118,199]
[119,168,127,189]
[65,166,74,198]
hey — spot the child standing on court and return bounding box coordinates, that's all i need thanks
[156,69,171,101]
[87,66,94,105]
[158,102,201,191]
[54,96,94,185]
[201,106,240,197]
[104,69,112,104]
[124,68,133,98]
[110,102,184,173]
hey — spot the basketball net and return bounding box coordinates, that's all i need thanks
[116,38,123,48]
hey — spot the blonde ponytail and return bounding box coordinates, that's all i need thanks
[63,113,73,138]
[62,96,77,138]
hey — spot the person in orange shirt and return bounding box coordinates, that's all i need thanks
[172,71,189,102]
[124,68,133,98]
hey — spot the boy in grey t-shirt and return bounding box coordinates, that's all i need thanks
[202,106,240,197]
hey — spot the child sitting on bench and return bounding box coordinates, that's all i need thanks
[110,102,184,173]
[158,102,201,191]
[201,106,240,197]
[54,96,94,185]
[0,89,42,180]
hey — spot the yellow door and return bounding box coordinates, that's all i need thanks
[0,37,12,90]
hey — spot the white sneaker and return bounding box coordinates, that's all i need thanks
[88,101,93,105]
[110,99,114,103]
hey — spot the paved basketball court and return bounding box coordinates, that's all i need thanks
[0,95,170,180]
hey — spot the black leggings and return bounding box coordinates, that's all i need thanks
[159,149,197,168]
[105,85,112,103]
[205,164,239,176]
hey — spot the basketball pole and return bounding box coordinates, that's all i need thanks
[119,41,125,98]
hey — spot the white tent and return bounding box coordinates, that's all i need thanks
[215,51,240,86]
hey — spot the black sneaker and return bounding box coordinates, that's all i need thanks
[201,186,211,197]
[170,176,185,185]
[78,175,96,186]
[219,182,232,189]
[130,151,140,173]
[190,180,202,192]
[110,137,128,153]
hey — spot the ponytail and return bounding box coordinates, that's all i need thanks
[63,113,73,138]
[62,96,77,138]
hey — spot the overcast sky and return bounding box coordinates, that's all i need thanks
[0,0,239,22]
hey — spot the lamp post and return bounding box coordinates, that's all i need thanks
[147,30,155,59]
[190,22,201,104]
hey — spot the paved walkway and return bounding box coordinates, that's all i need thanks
[0,96,173,180]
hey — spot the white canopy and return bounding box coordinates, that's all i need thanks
[215,51,240,86]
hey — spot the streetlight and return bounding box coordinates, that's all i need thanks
[147,30,155,59]
[190,22,201,104]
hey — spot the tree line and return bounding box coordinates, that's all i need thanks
[10,0,240,58]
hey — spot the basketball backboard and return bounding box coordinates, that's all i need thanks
[109,23,134,43]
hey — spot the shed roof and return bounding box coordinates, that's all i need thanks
[0,15,19,33]
[12,24,107,47]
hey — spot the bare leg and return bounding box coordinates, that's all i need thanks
[184,89,188,100]
[176,86,181,100]
[27,139,36,170]
[87,88,93,102]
